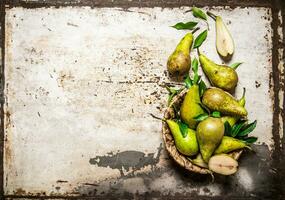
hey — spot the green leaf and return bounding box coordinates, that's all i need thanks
[194,30,208,48]
[198,80,207,97]
[177,121,188,138]
[171,21,198,30]
[237,120,257,137]
[230,62,243,70]
[194,113,209,122]
[167,93,176,106]
[231,121,246,137]
[166,87,181,106]
[211,111,221,118]
[184,75,193,89]
[193,74,200,85]
[242,137,258,144]
[224,121,232,136]
[192,7,207,21]
[192,58,198,73]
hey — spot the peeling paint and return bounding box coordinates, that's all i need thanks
[89,144,162,176]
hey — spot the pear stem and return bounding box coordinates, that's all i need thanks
[209,171,215,182]
[149,113,166,122]
[197,47,201,55]
[244,146,252,151]
[191,27,200,34]
[241,87,246,99]
[206,11,217,20]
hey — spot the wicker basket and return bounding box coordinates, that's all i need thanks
[162,88,243,174]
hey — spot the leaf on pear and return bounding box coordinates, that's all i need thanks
[177,120,189,138]
[224,121,232,136]
[184,74,193,89]
[237,120,257,137]
[198,79,207,97]
[194,113,209,122]
[231,121,246,137]
[166,86,181,105]
[192,7,207,21]
[230,62,243,70]
[194,30,208,48]
[171,21,198,30]
[212,111,221,118]
[192,58,199,73]
[167,93,176,106]
[242,136,258,144]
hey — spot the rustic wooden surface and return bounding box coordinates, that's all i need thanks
[0,1,284,199]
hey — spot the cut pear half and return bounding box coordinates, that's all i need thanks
[216,16,235,60]
[208,154,238,175]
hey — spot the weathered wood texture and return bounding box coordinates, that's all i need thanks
[1,3,284,200]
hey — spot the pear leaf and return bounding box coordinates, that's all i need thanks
[194,113,209,122]
[166,87,181,105]
[171,21,198,30]
[167,92,176,106]
[224,121,232,136]
[212,111,221,118]
[231,121,246,137]
[194,30,208,48]
[192,7,207,21]
[237,120,257,137]
[184,74,193,89]
[192,58,199,73]
[242,136,258,144]
[230,62,243,70]
[198,79,207,97]
[177,121,188,138]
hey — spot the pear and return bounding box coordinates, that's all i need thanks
[166,120,199,156]
[167,33,193,75]
[199,53,238,91]
[215,16,235,60]
[202,87,248,117]
[221,88,246,126]
[208,154,238,175]
[196,117,224,163]
[215,136,247,154]
[180,85,206,129]
[192,153,208,168]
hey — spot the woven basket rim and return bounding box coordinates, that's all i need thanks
[162,87,243,174]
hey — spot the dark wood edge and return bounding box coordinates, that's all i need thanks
[0,0,5,198]
[5,0,272,9]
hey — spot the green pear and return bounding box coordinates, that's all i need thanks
[196,117,224,163]
[221,88,246,126]
[215,16,235,60]
[202,87,248,117]
[167,33,193,75]
[192,153,208,168]
[180,85,206,129]
[166,120,199,156]
[199,54,238,91]
[215,136,247,154]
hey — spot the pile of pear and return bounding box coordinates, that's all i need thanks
[166,34,249,176]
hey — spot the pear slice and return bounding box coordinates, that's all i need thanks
[208,154,238,175]
[216,16,234,60]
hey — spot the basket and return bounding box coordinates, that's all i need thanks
[162,88,243,174]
